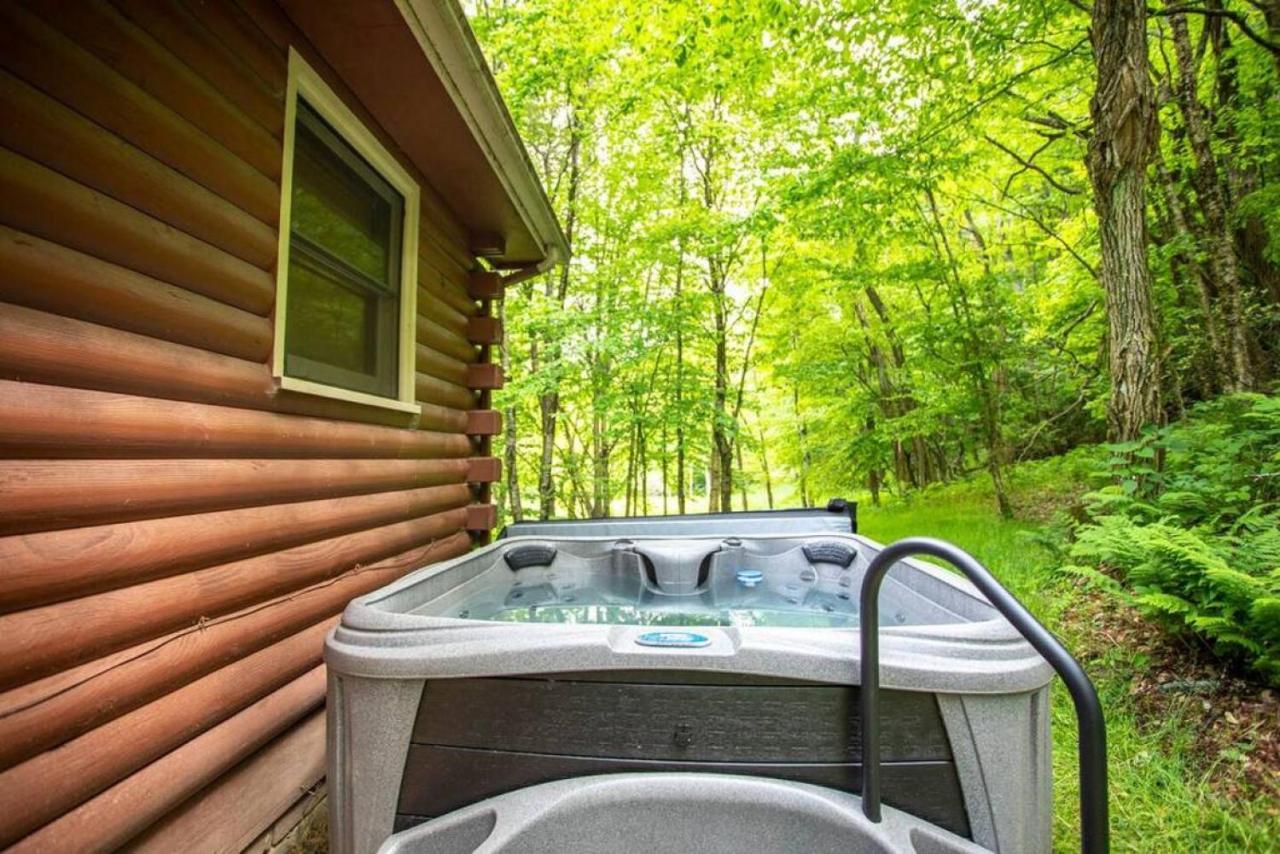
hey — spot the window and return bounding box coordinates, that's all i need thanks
[273,50,419,411]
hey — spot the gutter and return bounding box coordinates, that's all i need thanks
[500,246,562,288]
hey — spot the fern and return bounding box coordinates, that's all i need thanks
[1057,563,1129,596]
[1135,591,1195,616]
[1067,394,1280,685]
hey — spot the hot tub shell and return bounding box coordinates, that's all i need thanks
[326,531,1054,853]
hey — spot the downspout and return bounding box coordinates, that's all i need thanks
[498,245,562,288]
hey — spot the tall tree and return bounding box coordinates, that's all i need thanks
[1166,5,1255,390]
[1086,0,1164,440]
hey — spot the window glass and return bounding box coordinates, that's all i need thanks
[284,101,403,398]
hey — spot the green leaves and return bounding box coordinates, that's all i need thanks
[1068,394,1280,684]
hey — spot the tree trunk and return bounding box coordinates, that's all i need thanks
[537,111,581,519]
[661,423,670,515]
[623,419,636,517]
[499,299,522,522]
[1263,0,1280,77]
[674,248,687,515]
[710,260,733,513]
[756,422,775,510]
[1087,0,1163,440]
[864,414,883,507]
[924,189,1014,518]
[864,285,928,487]
[792,380,812,508]
[537,387,558,519]
[592,406,608,518]
[638,421,648,515]
[1168,7,1254,390]
[1152,144,1228,392]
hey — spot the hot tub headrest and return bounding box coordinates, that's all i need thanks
[633,541,719,595]
[504,544,558,570]
[802,541,857,568]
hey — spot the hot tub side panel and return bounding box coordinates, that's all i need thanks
[328,673,429,854]
[393,674,972,839]
[937,688,1053,853]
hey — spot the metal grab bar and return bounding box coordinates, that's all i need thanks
[859,537,1109,853]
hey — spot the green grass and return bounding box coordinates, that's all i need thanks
[858,492,1280,852]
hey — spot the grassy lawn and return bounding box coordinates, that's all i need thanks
[858,492,1280,852]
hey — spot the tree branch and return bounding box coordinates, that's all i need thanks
[1149,5,1280,56]
[985,134,1084,195]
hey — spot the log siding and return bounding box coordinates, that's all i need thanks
[0,2,505,849]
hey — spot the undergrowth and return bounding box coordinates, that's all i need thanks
[1062,394,1280,684]
[860,473,1280,852]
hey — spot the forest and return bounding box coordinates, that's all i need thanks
[468,1,1280,845]
[470,0,1277,521]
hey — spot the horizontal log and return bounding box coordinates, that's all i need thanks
[0,479,472,612]
[414,290,471,338]
[0,620,330,846]
[0,69,276,268]
[130,710,326,853]
[0,228,272,360]
[0,457,470,535]
[467,457,502,484]
[417,313,477,364]
[0,532,469,768]
[0,527,465,717]
[8,667,326,854]
[0,304,427,431]
[416,401,470,434]
[111,0,283,135]
[36,0,282,179]
[419,272,476,320]
[179,0,287,97]
[0,149,275,315]
[0,3,279,225]
[415,342,469,386]
[416,372,478,411]
[419,216,480,278]
[0,517,469,688]
[467,503,498,532]
[0,301,271,404]
[466,409,503,436]
[467,316,504,345]
[467,271,503,300]
[0,627,177,720]
[0,380,471,459]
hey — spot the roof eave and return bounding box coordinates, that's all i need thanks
[395,0,570,269]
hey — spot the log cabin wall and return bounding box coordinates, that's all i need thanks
[0,0,506,849]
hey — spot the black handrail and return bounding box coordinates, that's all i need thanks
[859,537,1108,853]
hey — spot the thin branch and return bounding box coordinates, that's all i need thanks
[961,185,1099,279]
[985,134,1084,195]
[1149,5,1280,56]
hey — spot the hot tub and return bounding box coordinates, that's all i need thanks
[326,516,1055,853]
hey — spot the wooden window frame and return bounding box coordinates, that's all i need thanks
[273,48,420,414]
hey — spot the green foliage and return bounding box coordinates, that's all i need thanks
[862,492,1280,851]
[1069,394,1280,683]
[469,0,1279,524]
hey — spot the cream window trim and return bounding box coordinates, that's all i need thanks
[278,376,421,414]
[273,47,421,412]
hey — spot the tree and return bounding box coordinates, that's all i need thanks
[472,0,1279,521]
[1086,0,1164,440]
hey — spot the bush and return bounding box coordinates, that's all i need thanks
[1064,394,1280,684]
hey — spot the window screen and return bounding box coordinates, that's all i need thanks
[284,100,404,399]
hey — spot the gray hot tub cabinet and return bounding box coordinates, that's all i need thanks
[325,532,1054,854]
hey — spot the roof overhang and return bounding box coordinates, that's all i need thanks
[278,0,568,269]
